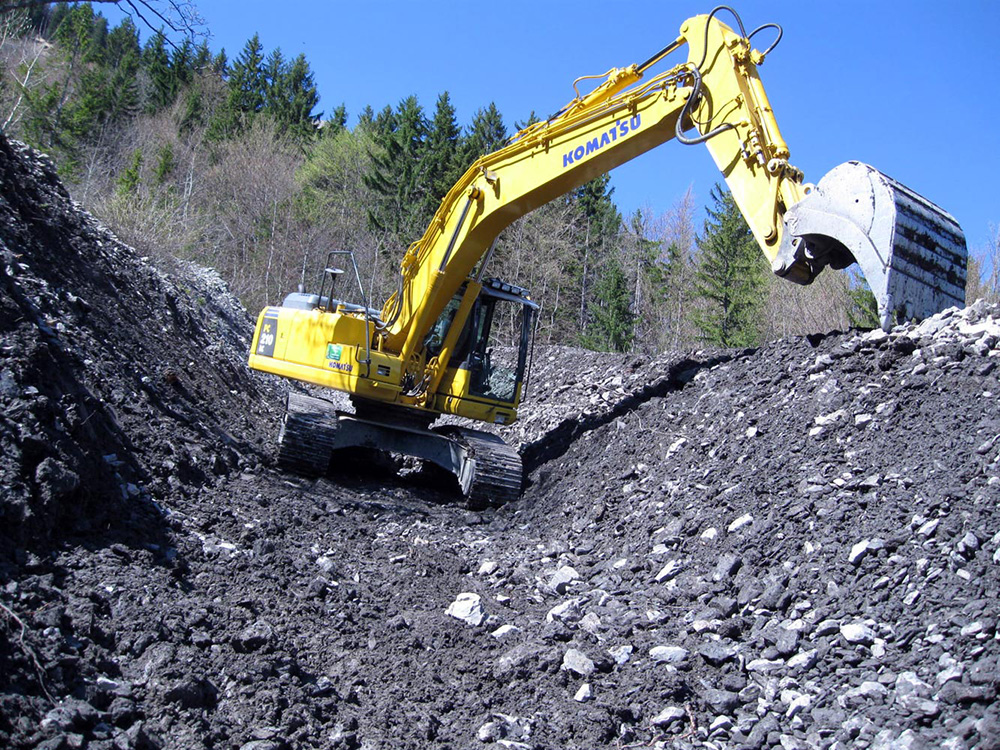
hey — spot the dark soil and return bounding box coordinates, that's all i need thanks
[2,134,999,750]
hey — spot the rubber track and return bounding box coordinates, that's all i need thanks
[277,392,339,477]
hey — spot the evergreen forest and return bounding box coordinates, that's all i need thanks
[4,3,987,353]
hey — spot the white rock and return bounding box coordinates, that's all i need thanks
[840,622,875,645]
[666,437,687,458]
[864,328,889,344]
[747,658,785,673]
[838,680,888,708]
[787,649,818,670]
[490,624,519,639]
[710,715,733,732]
[728,513,753,533]
[651,706,686,727]
[545,598,584,623]
[579,612,602,636]
[608,644,633,665]
[654,560,683,582]
[701,527,718,541]
[573,683,592,702]
[814,409,846,426]
[561,648,595,676]
[936,664,964,684]
[848,540,870,566]
[548,565,580,593]
[917,519,940,537]
[477,721,501,742]
[786,694,812,718]
[649,645,689,664]
[445,592,484,626]
[478,560,498,576]
[895,671,932,699]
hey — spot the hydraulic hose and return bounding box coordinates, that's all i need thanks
[676,6,782,146]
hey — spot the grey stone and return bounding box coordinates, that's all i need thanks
[838,680,889,709]
[446,593,484,626]
[698,641,738,666]
[561,648,595,676]
[712,554,742,582]
[234,619,274,652]
[775,628,800,657]
[651,706,686,727]
[649,645,689,664]
[702,687,739,713]
[548,565,580,593]
[848,540,871,566]
[840,622,875,645]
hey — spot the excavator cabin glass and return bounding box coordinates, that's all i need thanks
[428,281,538,407]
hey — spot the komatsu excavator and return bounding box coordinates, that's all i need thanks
[248,8,967,506]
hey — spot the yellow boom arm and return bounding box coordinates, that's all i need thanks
[381,12,809,371]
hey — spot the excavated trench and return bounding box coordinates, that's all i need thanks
[519,353,733,474]
[2,135,1000,750]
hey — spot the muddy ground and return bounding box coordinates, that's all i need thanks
[1,134,999,750]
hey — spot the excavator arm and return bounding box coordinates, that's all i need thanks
[379,8,964,371]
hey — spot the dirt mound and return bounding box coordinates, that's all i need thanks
[0,136,279,547]
[1,133,999,750]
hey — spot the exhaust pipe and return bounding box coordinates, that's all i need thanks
[774,162,967,330]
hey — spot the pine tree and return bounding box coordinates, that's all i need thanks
[207,34,265,138]
[265,52,320,140]
[573,173,621,240]
[690,184,767,347]
[582,254,634,352]
[229,34,266,114]
[117,148,142,196]
[420,92,461,224]
[846,271,880,329]
[211,49,228,76]
[170,38,195,89]
[143,31,175,112]
[356,104,375,131]
[363,95,428,238]
[573,173,621,334]
[193,40,212,70]
[461,102,507,165]
[327,103,348,132]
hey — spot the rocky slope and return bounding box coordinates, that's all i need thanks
[1,134,998,750]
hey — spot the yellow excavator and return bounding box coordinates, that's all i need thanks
[248,8,967,506]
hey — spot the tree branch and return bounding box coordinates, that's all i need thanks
[0,0,205,42]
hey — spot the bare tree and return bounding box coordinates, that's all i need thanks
[0,1,204,42]
[0,9,42,133]
[966,223,1000,305]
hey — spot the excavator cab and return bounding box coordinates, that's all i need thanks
[427,278,539,423]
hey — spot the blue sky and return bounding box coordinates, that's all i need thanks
[107,0,999,255]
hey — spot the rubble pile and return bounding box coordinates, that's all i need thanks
[1,135,998,750]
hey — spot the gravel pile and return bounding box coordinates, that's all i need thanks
[1,134,998,750]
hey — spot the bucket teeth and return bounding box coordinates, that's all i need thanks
[779,161,967,330]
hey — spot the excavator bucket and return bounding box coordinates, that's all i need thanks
[781,162,967,330]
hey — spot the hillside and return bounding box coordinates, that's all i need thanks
[1,134,998,750]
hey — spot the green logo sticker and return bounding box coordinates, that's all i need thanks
[326,344,342,361]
